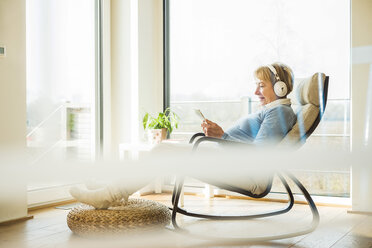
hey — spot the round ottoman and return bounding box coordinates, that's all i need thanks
[67,198,171,237]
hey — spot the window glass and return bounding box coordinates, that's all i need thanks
[26,0,96,190]
[169,0,351,197]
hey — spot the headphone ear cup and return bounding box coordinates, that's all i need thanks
[274,81,288,97]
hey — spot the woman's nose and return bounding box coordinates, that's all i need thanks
[254,87,260,95]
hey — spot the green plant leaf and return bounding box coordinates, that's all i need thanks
[142,108,180,133]
[142,113,149,130]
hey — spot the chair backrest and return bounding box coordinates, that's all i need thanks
[281,73,329,145]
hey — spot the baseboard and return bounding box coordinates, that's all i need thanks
[0,215,34,225]
[222,194,351,208]
[347,210,372,215]
[161,188,351,208]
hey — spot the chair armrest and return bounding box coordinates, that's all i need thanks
[189,132,205,144]
[192,136,251,151]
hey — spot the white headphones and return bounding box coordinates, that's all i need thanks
[267,64,288,98]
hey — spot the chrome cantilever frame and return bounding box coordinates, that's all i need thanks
[169,133,320,242]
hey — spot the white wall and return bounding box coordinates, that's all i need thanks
[138,0,163,139]
[0,0,28,222]
[102,0,112,158]
[351,0,372,212]
[110,0,132,157]
[109,0,163,156]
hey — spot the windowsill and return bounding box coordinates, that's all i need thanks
[162,184,351,207]
[27,184,82,209]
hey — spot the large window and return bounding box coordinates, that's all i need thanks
[26,0,99,202]
[167,0,350,197]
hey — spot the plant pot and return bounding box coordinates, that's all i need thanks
[148,128,167,144]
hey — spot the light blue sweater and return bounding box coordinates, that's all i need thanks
[221,100,297,145]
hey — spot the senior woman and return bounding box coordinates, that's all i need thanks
[69,63,297,209]
[202,63,296,145]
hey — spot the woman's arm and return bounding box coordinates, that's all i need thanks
[202,117,258,143]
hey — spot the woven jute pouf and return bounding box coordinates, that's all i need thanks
[67,198,171,237]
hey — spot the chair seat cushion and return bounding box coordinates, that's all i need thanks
[67,198,171,237]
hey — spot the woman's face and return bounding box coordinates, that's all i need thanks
[255,80,277,105]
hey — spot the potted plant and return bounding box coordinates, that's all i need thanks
[142,107,179,144]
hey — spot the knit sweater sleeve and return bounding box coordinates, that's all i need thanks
[253,106,296,145]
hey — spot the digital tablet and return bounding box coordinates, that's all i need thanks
[194,109,206,121]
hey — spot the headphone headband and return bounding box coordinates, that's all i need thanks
[267,64,281,81]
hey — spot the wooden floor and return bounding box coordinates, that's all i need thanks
[0,193,371,248]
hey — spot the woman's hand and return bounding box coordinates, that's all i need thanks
[201,119,224,138]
